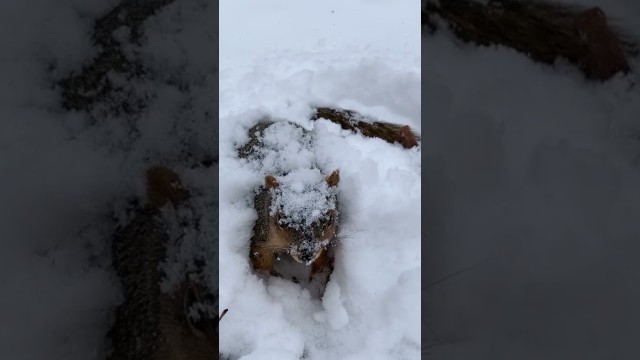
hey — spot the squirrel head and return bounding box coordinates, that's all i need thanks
[266,169,340,265]
[146,166,190,208]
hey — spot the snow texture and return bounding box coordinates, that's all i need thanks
[269,169,338,230]
[0,0,216,359]
[425,0,640,359]
[243,121,317,176]
[220,0,420,359]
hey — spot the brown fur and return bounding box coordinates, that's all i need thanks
[249,171,339,281]
[424,0,637,81]
[326,169,340,187]
[311,107,420,149]
[575,7,630,80]
[109,165,216,360]
[310,248,333,278]
[146,166,190,208]
[264,175,279,190]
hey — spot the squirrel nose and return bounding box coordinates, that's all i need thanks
[300,251,313,262]
[299,248,315,262]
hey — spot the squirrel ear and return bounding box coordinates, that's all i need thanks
[325,169,340,187]
[265,175,279,189]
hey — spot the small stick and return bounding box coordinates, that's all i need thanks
[219,309,229,322]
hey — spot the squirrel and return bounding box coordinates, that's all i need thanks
[424,0,638,81]
[238,107,419,294]
[238,119,341,285]
[248,169,340,280]
[108,166,217,360]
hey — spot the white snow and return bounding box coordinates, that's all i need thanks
[243,121,317,176]
[0,0,216,359]
[269,168,338,229]
[425,0,640,358]
[219,0,420,359]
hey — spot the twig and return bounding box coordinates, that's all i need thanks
[219,308,229,322]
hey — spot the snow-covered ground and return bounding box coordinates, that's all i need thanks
[219,1,421,359]
[425,0,640,358]
[0,0,215,359]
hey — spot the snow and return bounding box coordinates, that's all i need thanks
[0,0,215,359]
[242,121,317,176]
[6,0,640,357]
[425,0,640,358]
[0,0,420,357]
[270,168,338,227]
[219,0,420,359]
